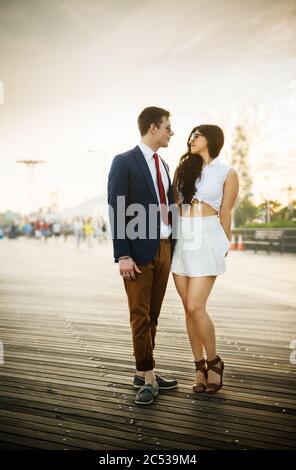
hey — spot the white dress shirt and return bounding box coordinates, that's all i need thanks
[138,142,172,238]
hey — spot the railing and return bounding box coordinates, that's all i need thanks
[232,228,296,254]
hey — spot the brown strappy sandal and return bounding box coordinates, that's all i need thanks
[193,358,207,393]
[206,355,224,393]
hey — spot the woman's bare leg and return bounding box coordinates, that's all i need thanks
[186,276,223,387]
[173,273,205,386]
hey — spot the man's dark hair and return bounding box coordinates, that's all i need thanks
[137,106,170,136]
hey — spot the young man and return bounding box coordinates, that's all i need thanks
[108,106,178,405]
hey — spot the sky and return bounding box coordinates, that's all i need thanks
[0,0,296,214]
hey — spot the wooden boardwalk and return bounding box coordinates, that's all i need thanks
[0,238,295,450]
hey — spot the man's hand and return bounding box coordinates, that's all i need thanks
[119,258,142,281]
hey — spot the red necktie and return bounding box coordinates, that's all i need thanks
[153,153,169,225]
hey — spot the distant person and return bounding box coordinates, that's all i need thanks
[101,221,107,233]
[9,223,18,239]
[84,218,94,248]
[108,106,177,405]
[73,217,83,248]
[61,221,71,243]
[94,219,103,243]
[52,221,61,241]
[23,222,32,238]
[172,125,239,393]
[35,220,42,240]
[41,221,50,242]
[101,220,108,243]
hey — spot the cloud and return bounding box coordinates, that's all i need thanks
[0,0,296,211]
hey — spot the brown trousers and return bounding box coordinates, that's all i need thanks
[124,239,171,371]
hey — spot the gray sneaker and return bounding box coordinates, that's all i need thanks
[133,374,178,390]
[135,383,159,405]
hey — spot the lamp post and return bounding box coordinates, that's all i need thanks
[260,168,272,224]
[16,159,46,214]
[285,185,295,210]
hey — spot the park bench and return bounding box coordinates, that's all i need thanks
[246,229,284,254]
[282,230,296,253]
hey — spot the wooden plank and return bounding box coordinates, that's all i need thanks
[0,389,295,445]
[0,239,295,450]
[2,374,295,427]
[3,388,295,448]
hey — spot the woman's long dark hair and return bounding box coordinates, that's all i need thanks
[174,124,224,205]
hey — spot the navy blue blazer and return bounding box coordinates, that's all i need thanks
[107,145,176,265]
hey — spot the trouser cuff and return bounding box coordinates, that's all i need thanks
[136,358,155,371]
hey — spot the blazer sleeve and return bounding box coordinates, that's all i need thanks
[107,155,131,262]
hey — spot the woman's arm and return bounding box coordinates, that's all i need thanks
[172,169,179,204]
[220,169,239,240]
[172,168,183,205]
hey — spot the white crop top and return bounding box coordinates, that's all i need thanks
[193,158,232,212]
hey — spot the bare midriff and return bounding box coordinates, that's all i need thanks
[179,199,218,217]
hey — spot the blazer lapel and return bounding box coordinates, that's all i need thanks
[133,146,158,204]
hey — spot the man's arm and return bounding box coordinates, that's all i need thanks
[107,155,142,280]
[107,155,131,261]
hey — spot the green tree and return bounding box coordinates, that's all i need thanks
[287,199,296,220]
[230,125,252,199]
[230,125,253,227]
[234,197,258,227]
[269,200,282,221]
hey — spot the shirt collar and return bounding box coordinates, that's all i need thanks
[138,142,157,161]
[202,157,220,170]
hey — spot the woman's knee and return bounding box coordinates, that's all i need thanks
[185,302,205,317]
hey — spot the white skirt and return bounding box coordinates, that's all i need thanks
[171,215,230,277]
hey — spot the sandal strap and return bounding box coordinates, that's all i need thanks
[206,355,223,373]
[207,365,222,375]
[194,358,207,376]
[194,358,205,367]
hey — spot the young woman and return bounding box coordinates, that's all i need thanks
[171,125,239,393]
